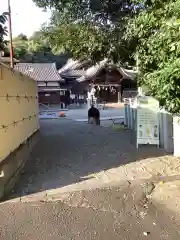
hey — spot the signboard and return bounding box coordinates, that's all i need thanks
[136,96,159,148]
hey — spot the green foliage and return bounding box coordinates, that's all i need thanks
[12,32,49,61]
[33,0,134,23]
[12,31,67,64]
[12,34,28,59]
[145,60,180,114]
[32,0,137,65]
[125,0,180,114]
[15,34,28,41]
[0,12,8,51]
[43,22,134,64]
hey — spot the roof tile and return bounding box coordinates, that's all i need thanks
[60,69,85,78]
[14,63,64,82]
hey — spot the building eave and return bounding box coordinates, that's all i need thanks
[76,63,137,83]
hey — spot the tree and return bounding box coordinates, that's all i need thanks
[16,34,28,41]
[12,34,29,59]
[12,31,62,63]
[0,12,8,51]
[42,22,132,63]
[33,0,138,65]
[33,0,134,23]
[125,0,180,114]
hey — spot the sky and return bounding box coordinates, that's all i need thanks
[1,0,51,38]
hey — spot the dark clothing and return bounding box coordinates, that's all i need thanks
[88,106,100,125]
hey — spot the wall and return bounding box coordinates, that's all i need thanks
[0,63,39,162]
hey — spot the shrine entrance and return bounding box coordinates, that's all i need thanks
[94,84,122,103]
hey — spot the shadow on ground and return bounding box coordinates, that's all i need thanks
[6,119,173,201]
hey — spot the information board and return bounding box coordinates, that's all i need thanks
[136,96,159,148]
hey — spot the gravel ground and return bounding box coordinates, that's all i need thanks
[8,118,170,198]
[1,119,180,239]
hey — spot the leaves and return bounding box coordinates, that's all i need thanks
[0,12,8,51]
[126,0,180,114]
[33,0,138,65]
[11,32,54,62]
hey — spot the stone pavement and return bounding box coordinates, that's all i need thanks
[1,119,180,239]
[7,119,180,201]
[4,119,180,201]
[1,184,180,239]
[3,119,179,199]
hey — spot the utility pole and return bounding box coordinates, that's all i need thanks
[8,0,14,68]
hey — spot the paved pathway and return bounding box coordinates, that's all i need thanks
[39,106,125,121]
[1,119,180,239]
[8,119,180,198]
[1,184,180,240]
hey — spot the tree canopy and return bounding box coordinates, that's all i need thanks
[11,32,50,60]
[33,0,134,23]
[126,0,180,114]
[32,0,138,65]
[42,21,136,64]
[11,32,69,67]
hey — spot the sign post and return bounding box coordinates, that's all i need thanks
[136,96,159,148]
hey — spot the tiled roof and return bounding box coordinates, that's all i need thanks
[76,59,108,82]
[14,63,64,82]
[60,69,86,78]
[58,59,91,73]
[76,63,137,83]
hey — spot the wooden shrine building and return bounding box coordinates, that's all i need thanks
[77,62,137,103]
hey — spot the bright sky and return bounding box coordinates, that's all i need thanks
[1,0,51,37]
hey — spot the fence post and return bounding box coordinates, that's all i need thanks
[132,99,137,131]
[159,109,174,153]
[127,99,131,128]
[124,98,128,126]
[159,109,164,148]
[130,99,134,129]
[129,98,137,130]
[163,111,173,153]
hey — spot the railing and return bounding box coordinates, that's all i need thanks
[0,63,39,161]
[124,98,137,129]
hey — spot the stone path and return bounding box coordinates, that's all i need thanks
[1,184,180,239]
[2,119,180,239]
[7,119,180,200]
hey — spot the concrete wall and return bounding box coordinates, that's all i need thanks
[0,63,40,199]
